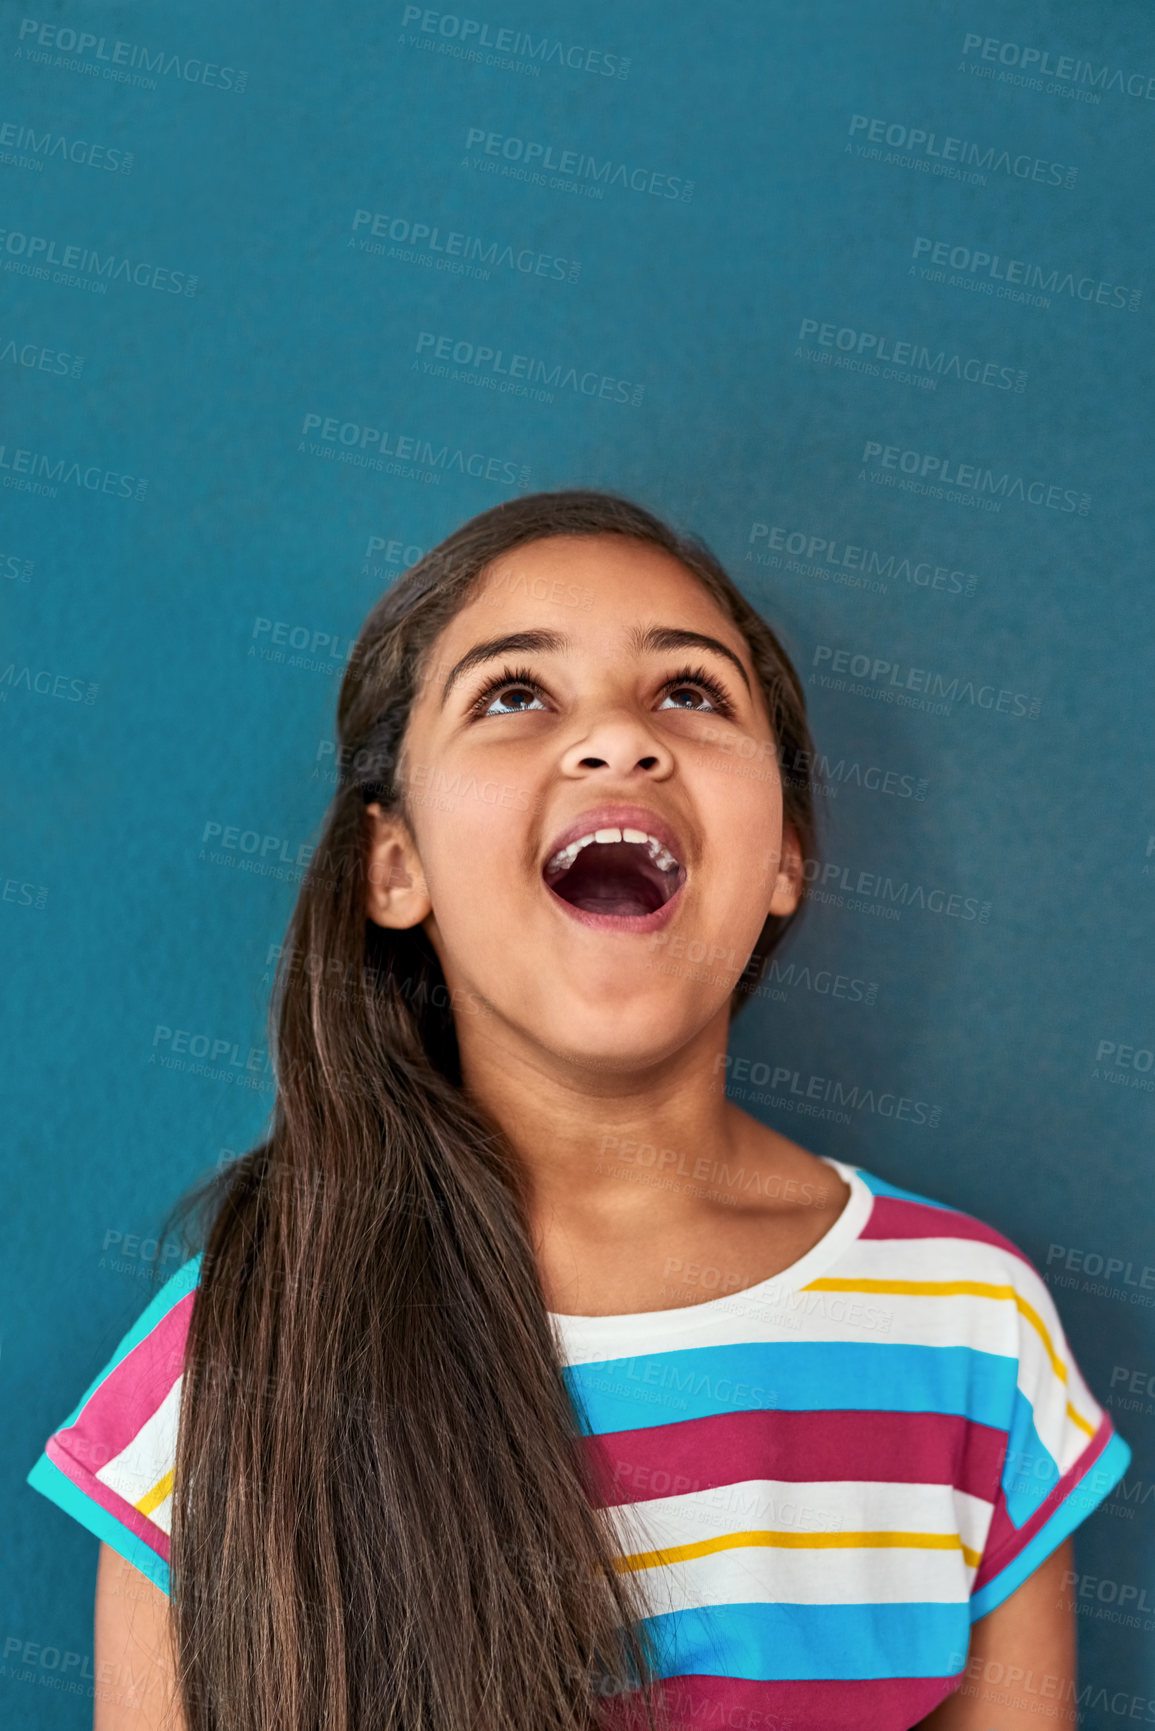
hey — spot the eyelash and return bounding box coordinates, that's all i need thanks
[467,661,737,718]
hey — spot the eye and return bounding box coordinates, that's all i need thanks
[469,663,549,717]
[657,663,736,717]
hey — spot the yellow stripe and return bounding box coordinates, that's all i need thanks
[135,1468,173,1517]
[1066,1401,1096,1438]
[801,1277,1097,1437]
[615,1529,981,1574]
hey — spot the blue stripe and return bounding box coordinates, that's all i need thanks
[854,1168,958,1212]
[564,1340,1021,1436]
[971,1431,1132,1621]
[42,1254,203,1434]
[25,1450,171,1596]
[1001,1400,1060,1526]
[636,1599,969,1681]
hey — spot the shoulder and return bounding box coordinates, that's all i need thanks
[839,1162,1089,1402]
[843,1163,1118,1456]
[70,1253,205,1434]
[841,1162,1127,1485]
[850,1162,1042,1279]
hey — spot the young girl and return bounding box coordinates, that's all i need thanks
[29,491,1128,1731]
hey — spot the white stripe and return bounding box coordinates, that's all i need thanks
[96,1374,181,1533]
[603,1478,994,1560]
[616,1532,977,1614]
[144,1488,173,1536]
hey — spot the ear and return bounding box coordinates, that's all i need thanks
[767,822,804,918]
[364,802,432,929]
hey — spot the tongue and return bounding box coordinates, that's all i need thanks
[549,840,669,917]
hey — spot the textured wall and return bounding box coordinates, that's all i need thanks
[4,1,1153,1721]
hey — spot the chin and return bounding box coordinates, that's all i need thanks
[537,988,711,1072]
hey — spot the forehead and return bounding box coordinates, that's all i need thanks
[453,533,737,638]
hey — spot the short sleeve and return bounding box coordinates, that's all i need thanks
[969,1249,1130,1620]
[26,1255,202,1597]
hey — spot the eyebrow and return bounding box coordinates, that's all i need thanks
[439,625,753,706]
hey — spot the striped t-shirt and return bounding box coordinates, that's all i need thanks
[28,1159,1128,1730]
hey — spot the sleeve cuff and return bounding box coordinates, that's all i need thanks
[971,1428,1131,1621]
[26,1449,171,1597]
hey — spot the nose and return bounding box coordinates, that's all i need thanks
[558,708,675,779]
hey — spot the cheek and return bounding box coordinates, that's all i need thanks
[422,799,527,931]
[707,761,784,876]
[714,808,785,937]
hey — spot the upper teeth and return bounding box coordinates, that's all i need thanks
[546,827,680,876]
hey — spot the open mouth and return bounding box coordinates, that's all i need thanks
[542,827,686,918]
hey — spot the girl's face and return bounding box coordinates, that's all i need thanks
[367,535,801,1072]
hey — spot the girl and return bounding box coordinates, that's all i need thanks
[29,490,1128,1731]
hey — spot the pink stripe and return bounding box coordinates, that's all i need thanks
[580,1407,1005,1508]
[973,1415,1114,1590]
[859,1194,1034,1266]
[52,1290,193,1474]
[44,1433,170,1563]
[602,1669,960,1730]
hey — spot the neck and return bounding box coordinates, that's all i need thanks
[455,998,760,1229]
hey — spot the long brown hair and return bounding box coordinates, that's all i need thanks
[163,490,817,1729]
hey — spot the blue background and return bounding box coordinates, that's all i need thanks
[3,1,1153,1721]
